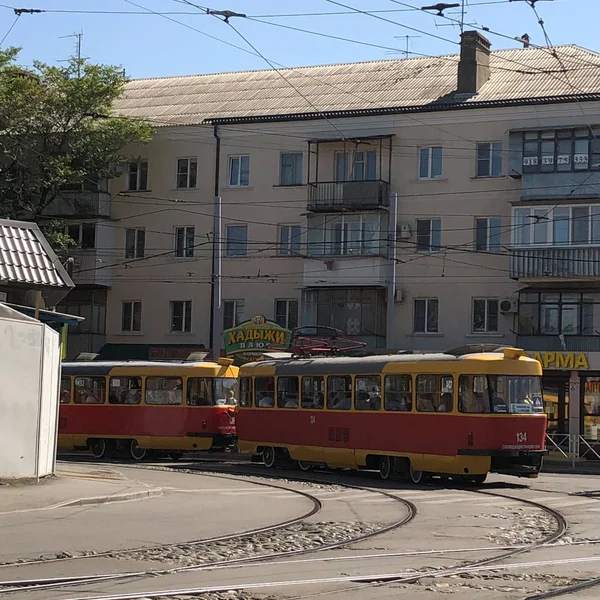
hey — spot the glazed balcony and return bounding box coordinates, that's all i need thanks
[307,180,390,212]
[510,246,600,281]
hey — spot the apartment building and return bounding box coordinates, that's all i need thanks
[51,31,600,437]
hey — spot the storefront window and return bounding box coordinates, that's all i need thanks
[583,378,600,440]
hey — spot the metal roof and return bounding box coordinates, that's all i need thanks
[0,219,74,289]
[115,45,600,127]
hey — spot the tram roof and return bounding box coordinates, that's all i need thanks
[240,352,537,376]
[61,360,234,376]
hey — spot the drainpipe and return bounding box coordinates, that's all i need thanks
[209,124,221,358]
[386,193,398,350]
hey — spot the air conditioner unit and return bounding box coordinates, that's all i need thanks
[499,299,518,314]
[399,224,412,239]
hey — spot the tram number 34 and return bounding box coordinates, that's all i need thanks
[516,432,527,443]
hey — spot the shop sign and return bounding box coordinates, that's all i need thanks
[526,351,589,370]
[223,315,292,355]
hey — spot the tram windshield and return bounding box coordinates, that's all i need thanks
[460,375,544,414]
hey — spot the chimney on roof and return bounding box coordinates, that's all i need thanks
[457,30,491,95]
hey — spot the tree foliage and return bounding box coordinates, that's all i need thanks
[0,48,153,220]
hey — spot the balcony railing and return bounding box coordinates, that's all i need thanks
[510,246,600,280]
[44,191,111,218]
[307,180,389,212]
[517,335,600,352]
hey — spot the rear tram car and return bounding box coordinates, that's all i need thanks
[59,358,238,460]
[236,348,547,483]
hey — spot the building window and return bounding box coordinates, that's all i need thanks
[335,150,377,181]
[229,155,250,187]
[512,205,600,247]
[278,224,302,256]
[475,217,502,252]
[275,299,298,329]
[127,161,148,191]
[66,223,96,249]
[125,228,145,259]
[223,300,245,330]
[302,288,386,345]
[170,300,192,333]
[419,146,443,179]
[176,158,197,189]
[121,301,142,332]
[307,213,385,257]
[472,298,499,333]
[226,225,248,257]
[476,142,503,177]
[174,226,195,258]
[518,291,600,336]
[280,153,303,186]
[522,128,600,174]
[414,298,439,333]
[416,219,441,252]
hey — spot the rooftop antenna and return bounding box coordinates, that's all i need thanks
[422,1,474,35]
[392,35,421,58]
[59,30,87,77]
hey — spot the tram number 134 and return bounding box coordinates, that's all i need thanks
[516,432,528,443]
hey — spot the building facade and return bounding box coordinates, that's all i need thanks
[56,32,600,436]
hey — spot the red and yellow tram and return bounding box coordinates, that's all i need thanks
[59,358,238,460]
[236,348,547,483]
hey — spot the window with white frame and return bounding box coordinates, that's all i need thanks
[522,128,600,174]
[419,146,443,179]
[121,301,142,332]
[176,158,197,189]
[229,155,250,187]
[512,205,600,247]
[306,213,384,256]
[280,153,303,186]
[170,300,192,333]
[275,299,298,329]
[226,225,248,257]
[127,161,148,191]
[66,223,96,249]
[416,219,441,252]
[278,224,302,256]
[174,226,195,257]
[125,228,145,259]
[223,300,245,330]
[472,298,499,333]
[335,150,377,181]
[475,217,502,252]
[414,298,439,333]
[476,142,503,177]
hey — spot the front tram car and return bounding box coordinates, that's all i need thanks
[236,348,546,483]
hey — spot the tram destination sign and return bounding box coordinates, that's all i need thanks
[223,315,292,356]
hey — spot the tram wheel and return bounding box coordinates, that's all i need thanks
[89,439,106,459]
[409,461,424,485]
[129,440,147,461]
[297,460,312,472]
[262,446,276,468]
[378,455,392,480]
[471,474,487,485]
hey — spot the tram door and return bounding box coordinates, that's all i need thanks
[543,377,569,435]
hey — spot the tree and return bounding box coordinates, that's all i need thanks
[0,47,153,221]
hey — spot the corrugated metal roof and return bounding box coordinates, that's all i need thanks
[116,45,600,126]
[0,219,74,289]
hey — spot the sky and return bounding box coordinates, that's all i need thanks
[0,0,597,79]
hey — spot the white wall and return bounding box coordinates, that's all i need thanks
[0,305,60,479]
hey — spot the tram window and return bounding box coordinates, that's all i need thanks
[215,378,239,406]
[240,377,252,407]
[439,376,454,412]
[384,375,412,412]
[145,376,183,405]
[187,377,213,406]
[327,376,352,410]
[255,377,275,408]
[74,376,106,404]
[354,376,381,411]
[277,376,299,408]
[458,375,490,413]
[109,377,142,405]
[60,377,72,404]
[301,376,324,409]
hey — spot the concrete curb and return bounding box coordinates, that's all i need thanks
[57,488,164,508]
